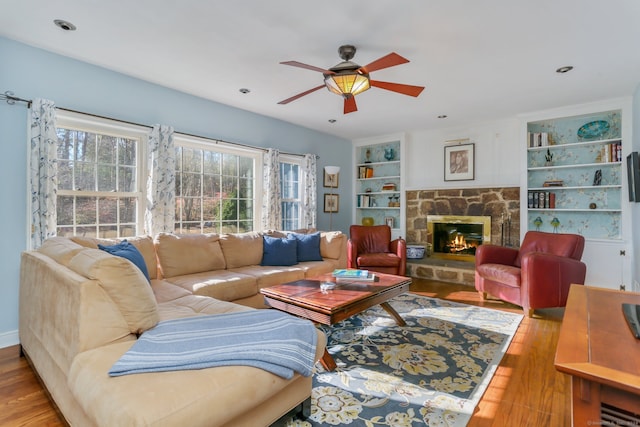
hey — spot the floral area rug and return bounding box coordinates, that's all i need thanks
[285,293,523,427]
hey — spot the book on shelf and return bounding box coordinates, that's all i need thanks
[600,141,622,163]
[528,190,556,209]
[358,194,372,207]
[543,180,564,187]
[332,269,369,278]
[365,167,374,178]
[528,132,552,148]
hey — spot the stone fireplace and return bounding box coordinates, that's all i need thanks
[427,215,491,261]
[405,187,519,285]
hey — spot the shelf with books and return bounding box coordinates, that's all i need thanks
[354,136,405,236]
[525,109,622,239]
[527,138,622,168]
[529,208,621,212]
[527,161,621,172]
[529,185,621,191]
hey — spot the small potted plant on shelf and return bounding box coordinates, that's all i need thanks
[545,149,553,166]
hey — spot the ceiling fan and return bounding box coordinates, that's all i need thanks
[278,45,425,114]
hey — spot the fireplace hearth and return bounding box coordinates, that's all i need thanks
[427,215,491,261]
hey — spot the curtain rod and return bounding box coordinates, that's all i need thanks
[2,90,318,159]
[1,91,32,107]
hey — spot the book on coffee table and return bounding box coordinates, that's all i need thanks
[332,269,369,278]
[335,273,378,283]
[332,269,378,282]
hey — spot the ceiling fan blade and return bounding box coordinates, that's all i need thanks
[280,61,334,74]
[361,52,410,73]
[344,96,358,114]
[278,85,326,105]
[370,80,425,97]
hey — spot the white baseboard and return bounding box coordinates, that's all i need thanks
[0,329,19,349]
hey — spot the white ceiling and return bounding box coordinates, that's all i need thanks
[2,0,640,140]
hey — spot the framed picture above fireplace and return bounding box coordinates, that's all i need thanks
[444,142,475,181]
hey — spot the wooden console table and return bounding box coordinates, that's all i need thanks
[555,285,640,425]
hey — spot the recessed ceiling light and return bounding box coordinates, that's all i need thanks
[437,115,448,119]
[328,119,337,123]
[556,66,573,74]
[239,88,250,94]
[54,19,76,31]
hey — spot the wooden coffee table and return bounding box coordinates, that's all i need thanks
[260,272,411,370]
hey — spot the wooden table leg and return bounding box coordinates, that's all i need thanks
[380,302,406,326]
[319,348,337,371]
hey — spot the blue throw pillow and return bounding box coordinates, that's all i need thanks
[288,232,323,262]
[261,236,298,266]
[98,240,151,282]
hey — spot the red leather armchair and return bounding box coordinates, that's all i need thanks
[348,225,407,276]
[475,231,586,317]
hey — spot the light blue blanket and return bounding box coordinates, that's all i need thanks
[109,310,318,379]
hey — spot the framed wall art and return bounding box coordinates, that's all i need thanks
[324,194,339,212]
[444,142,475,181]
[323,169,339,188]
[384,216,394,228]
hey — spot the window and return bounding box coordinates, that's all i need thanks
[280,155,304,231]
[55,112,147,238]
[53,112,290,238]
[174,135,262,234]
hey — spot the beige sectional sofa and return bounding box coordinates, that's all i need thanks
[19,230,347,427]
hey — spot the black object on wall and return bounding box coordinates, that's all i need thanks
[627,152,640,202]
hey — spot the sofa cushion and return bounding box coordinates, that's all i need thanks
[68,249,159,334]
[288,232,323,262]
[261,236,298,266]
[155,233,226,278]
[70,235,158,280]
[151,279,253,321]
[231,266,305,289]
[320,231,344,260]
[67,338,318,427]
[37,236,85,266]
[165,270,258,301]
[297,259,342,277]
[98,240,150,282]
[219,231,263,268]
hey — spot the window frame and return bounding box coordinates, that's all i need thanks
[279,154,306,231]
[173,133,263,233]
[54,110,149,237]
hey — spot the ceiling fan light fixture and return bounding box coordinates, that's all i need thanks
[324,72,370,97]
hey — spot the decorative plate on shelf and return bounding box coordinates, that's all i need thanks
[577,120,610,139]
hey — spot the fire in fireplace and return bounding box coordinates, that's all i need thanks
[427,215,491,260]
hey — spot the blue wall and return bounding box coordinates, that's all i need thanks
[0,36,352,345]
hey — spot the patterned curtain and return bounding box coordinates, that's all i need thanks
[262,148,282,230]
[29,99,58,249]
[145,125,176,236]
[302,153,317,229]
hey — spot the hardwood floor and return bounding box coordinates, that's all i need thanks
[0,279,570,426]
[410,279,571,426]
